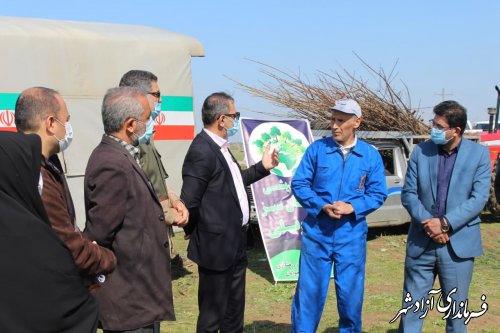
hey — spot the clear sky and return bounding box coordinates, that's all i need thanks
[2,0,500,129]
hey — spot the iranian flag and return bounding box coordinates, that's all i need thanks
[153,95,195,140]
[0,93,18,132]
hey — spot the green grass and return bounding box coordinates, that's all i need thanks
[230,142,247,168]
[105,223,500,332]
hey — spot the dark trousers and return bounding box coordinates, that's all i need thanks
[103,321,160,333]
[196,227,248,333]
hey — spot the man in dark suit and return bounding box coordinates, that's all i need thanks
[84,87,174,333]
[181,92,279,333]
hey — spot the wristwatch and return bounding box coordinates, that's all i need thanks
[439,217,450,233]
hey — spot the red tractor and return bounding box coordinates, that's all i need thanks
[476,86,500,214]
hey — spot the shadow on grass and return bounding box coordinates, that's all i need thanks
[243,322,374,333]
[367,223,410,241]
[246,222,413,282]
[322,329,373,333]
[171,264,192,281]
[243,321,291,332]
[246,224,276,284]
[479,212,500,223]
[170,255,193,281]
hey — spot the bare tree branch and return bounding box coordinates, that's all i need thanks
[229,57,429,134]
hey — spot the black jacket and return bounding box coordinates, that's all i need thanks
[0,131,98,333]
[181,130,269,271]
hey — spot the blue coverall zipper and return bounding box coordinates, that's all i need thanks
[337,151,348,203]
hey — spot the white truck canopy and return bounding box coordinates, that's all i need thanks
[0,16,204,227]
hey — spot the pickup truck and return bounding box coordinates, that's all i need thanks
[244,130,418,228]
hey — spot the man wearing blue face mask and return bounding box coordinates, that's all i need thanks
[181,92,279,332]
[84,87,175,332]
[398,100,490,332]
[119,70,189,269]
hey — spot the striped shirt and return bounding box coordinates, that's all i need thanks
[106,134,140,165]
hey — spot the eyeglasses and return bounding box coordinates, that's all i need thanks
[53,117,67,126]
[148,91,161,99]
[431,120,450,131]
[222,112,240,120]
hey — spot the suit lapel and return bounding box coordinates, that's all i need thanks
[130,155,158,200]
[102,136,158,202]
[448,138,468,199]
[429,143,438,203]
[199,131,241,207]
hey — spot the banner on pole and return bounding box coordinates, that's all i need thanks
[241,118,314,281]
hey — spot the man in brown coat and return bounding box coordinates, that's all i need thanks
[118,70,189,265]
[14,86,116,279]
[84,87,174,333]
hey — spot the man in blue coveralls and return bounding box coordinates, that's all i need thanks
[291,98,387,333]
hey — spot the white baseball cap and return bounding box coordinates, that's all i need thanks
[329,98,362,118]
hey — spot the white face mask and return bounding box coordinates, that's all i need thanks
[54,119,73,152]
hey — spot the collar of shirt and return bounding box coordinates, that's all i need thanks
[42,156,62,176]
[106,134,140,164]
[203,128,249,225]
[335,135,358,155]
[438,139,462,156]
[203,128,229,150]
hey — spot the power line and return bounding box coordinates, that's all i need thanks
[434,88,453,102]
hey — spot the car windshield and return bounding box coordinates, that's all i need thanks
[474,123,490,131]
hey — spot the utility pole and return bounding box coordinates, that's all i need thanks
[435,88,453,102]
